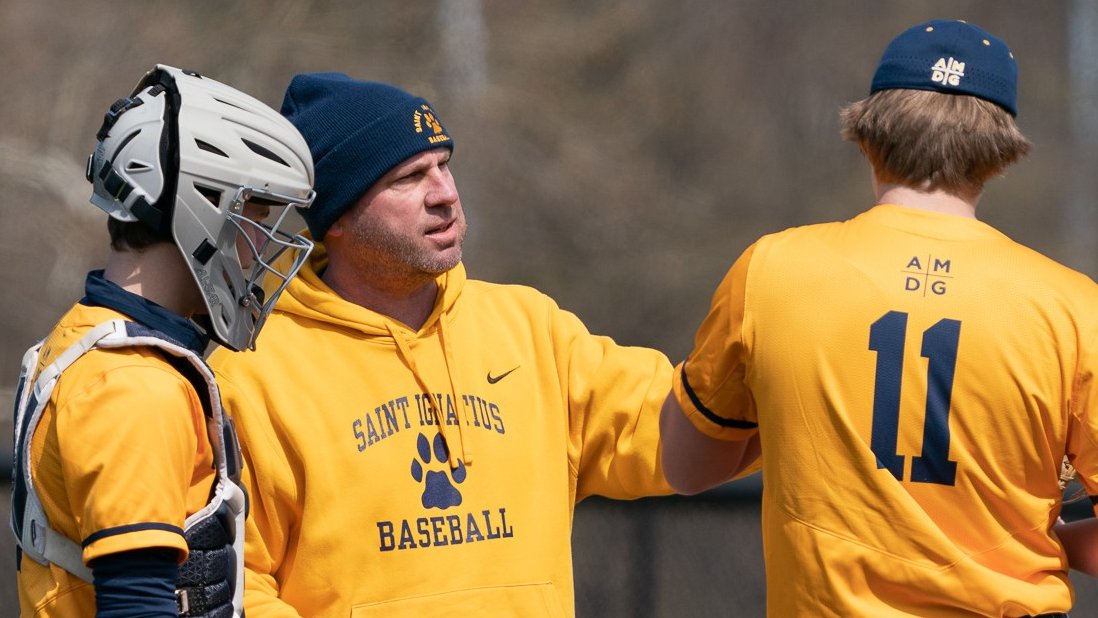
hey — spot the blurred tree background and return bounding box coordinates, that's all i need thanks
[2,0,1096,615]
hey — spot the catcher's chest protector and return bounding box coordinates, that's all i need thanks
[10,319,246,618]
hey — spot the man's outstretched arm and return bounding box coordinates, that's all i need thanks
[659,394,760,495]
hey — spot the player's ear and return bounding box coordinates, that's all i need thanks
[326,214,347,240]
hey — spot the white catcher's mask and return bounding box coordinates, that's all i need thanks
[87,65,315,351]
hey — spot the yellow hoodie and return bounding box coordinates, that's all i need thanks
[209,247,673,617]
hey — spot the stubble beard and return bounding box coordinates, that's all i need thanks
[352,217,468,287]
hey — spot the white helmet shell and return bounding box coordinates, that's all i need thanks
[87,65,315,351]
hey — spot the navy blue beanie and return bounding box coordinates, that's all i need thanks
[871,19,1018,116]
[280,73,454,240]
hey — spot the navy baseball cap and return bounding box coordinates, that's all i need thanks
[870,19,1018,116]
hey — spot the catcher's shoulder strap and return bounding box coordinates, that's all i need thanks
[10,320,123,580]
[10,319,245,615]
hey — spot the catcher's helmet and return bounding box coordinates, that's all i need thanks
[86,64,314,351]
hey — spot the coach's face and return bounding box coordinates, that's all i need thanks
[327,148,466,288]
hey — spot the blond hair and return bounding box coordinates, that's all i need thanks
[839,89,1031,195]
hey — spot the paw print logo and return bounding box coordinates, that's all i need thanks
[410,432,466,509]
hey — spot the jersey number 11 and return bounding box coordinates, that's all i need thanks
[868,310,960,486]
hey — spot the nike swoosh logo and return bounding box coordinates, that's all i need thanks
[486,366,519,384]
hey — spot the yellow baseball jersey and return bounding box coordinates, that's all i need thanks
[17,296,215,615]
[673,204,1098,617]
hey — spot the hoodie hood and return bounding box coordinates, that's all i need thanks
[278,242,473,467]
[277,242,466,337]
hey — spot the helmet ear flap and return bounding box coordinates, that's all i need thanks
[85,67,184,237]
[85,97,147,185]
[127,67,182,237]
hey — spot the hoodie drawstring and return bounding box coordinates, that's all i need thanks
[437,317,472,465]
[385,321,472,468]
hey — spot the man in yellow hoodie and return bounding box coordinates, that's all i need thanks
[208,73,679,617]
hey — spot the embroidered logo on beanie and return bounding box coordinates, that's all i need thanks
[870,19,1018,116]
[414,105,451,145]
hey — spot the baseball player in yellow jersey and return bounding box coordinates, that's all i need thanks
[207,74,674,617]
[660,19,1098,617]
[12,65,315,616]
